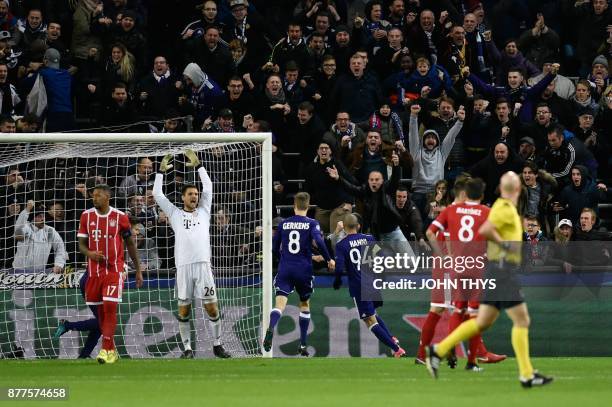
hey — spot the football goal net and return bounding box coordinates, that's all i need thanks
[0,133,273,359]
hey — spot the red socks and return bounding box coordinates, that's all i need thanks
[448,311,464,333]
[417,312,442,359]
[101,301,118,351]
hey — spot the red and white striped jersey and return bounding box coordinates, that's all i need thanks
[78,207,131,277]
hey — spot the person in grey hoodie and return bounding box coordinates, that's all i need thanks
[408,103,465,218]
[178,62,223,129]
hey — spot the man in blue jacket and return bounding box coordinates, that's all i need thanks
[24,48,74,132]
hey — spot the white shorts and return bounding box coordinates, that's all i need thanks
[175,262,218,305]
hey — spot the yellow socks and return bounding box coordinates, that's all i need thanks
[511,326,534,379]
[436,318,480,357]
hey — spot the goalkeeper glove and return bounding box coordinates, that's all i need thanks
[333,275,342,290]
[184,149,201,168]
[159,154,173,172]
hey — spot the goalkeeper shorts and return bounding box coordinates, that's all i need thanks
[175,262,218,304]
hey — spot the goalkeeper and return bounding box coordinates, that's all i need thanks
[153,150,230,359]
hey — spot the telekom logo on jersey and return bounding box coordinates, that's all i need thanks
[91,229,102,241]
[90,229,119,242]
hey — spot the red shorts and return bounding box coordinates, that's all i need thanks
[85,272,124,305]
[430,268,452,308]
[451,268,483,311]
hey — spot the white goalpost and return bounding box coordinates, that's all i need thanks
[0,133,273,359]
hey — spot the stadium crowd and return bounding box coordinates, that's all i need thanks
[1,0,612,273]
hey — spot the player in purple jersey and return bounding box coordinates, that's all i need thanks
[263,192,335,356]
[334,214,407,357]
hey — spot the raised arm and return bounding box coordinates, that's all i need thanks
[152,154,177,217]
[467,72,496,98]
[197,166,213,213]
[440,107,465,159]
[408,104,422,158]
[326,165,366,198]
[184,149,212,213]
[14,205,32,241]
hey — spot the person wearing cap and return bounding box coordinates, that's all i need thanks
[329,24,352,76]
[222,0,281,67]
[362,98,404,145]
[13,200,67,273]
[588,54,610,98]
[91,9,147,70]
[21,47,74,132]
[517,136,537,162]
[202,108,238,133]
[547,218,574,274]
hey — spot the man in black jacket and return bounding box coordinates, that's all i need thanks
[395,186,428,247]
[469,141,524,205]
[136,56,180,119]
[188,25,233,87]
[304,141,354,233]
[289,101,326,165]
[573,208,612,267]
[542,124,597,187]
[328,151,411,250]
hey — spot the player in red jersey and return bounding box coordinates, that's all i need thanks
[427,178,506,371]
[77,184,144,364]
[415,176,469,365]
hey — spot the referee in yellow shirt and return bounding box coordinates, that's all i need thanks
[425,172,553,388]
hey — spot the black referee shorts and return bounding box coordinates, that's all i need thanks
[481,260,525,310]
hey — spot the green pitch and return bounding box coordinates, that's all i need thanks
[1,358,611,407]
